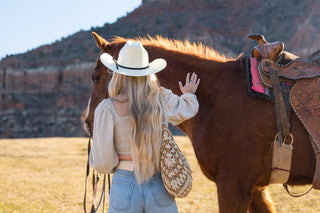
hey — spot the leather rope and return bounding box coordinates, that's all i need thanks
[283,184,313,197]
[83,136,110,213]
[83,136,92,213]
[92,170,99,212]
[94,175,106,213]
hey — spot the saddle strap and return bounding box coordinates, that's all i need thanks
[269,67,291,143]
[280,84,292,120]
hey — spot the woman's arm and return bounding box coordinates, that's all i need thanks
[89,100,119,174]
[161,72,200,126]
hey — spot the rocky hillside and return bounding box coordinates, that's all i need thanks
[1,0,320,138]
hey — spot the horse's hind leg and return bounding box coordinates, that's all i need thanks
[249,186,277,213]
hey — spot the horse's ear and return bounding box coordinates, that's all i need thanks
[92,32,110,51]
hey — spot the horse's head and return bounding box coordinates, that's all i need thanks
[84,32,125,135]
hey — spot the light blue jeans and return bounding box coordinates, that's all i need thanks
[108,169,178,213]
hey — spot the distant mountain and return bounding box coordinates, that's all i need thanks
[1,0,320,138]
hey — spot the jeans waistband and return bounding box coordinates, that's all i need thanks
[114,169,162,182]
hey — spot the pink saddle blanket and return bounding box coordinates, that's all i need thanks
[249,57,271,96]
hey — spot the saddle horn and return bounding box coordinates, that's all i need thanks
[248,34,269,44]
[248,34,284,60]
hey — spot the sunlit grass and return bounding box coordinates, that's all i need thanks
[0,137,320,212]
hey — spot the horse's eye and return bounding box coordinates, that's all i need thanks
[91,74,100,83]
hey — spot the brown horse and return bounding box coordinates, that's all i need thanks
[84,32,315,213]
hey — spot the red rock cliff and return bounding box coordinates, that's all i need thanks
[1,0,320,138]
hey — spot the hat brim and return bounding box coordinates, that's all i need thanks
[100,53,167,76]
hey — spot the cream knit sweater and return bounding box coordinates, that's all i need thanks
[89,87,199,174]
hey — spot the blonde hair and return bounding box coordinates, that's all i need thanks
[108,72,165,183]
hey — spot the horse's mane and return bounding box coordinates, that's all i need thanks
[112,35,235,62]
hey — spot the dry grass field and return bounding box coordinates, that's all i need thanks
[0,137,320,213]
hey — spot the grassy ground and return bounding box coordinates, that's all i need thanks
[0,137,320,213]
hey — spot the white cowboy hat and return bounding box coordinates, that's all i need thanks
[100,40,167,76]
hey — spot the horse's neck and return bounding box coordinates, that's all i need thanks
[158,56,244,102]
[158,58,245,138]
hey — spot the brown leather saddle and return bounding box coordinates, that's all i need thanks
[249,34,320,189]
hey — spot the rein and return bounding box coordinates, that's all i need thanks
[83,135,111,213]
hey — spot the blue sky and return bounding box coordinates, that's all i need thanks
[0,0,142,60]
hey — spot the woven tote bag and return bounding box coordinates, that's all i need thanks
[160,123,192,198]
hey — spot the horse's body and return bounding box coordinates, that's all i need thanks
[85,33,315,212]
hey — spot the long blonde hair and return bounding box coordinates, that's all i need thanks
[108,72,165,183]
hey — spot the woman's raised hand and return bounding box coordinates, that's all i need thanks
[179,72,200,94]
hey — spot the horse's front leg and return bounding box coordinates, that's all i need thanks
[216,175,253,213]
[249,186,277,213]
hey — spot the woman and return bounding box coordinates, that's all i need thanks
[89,40,200,213]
